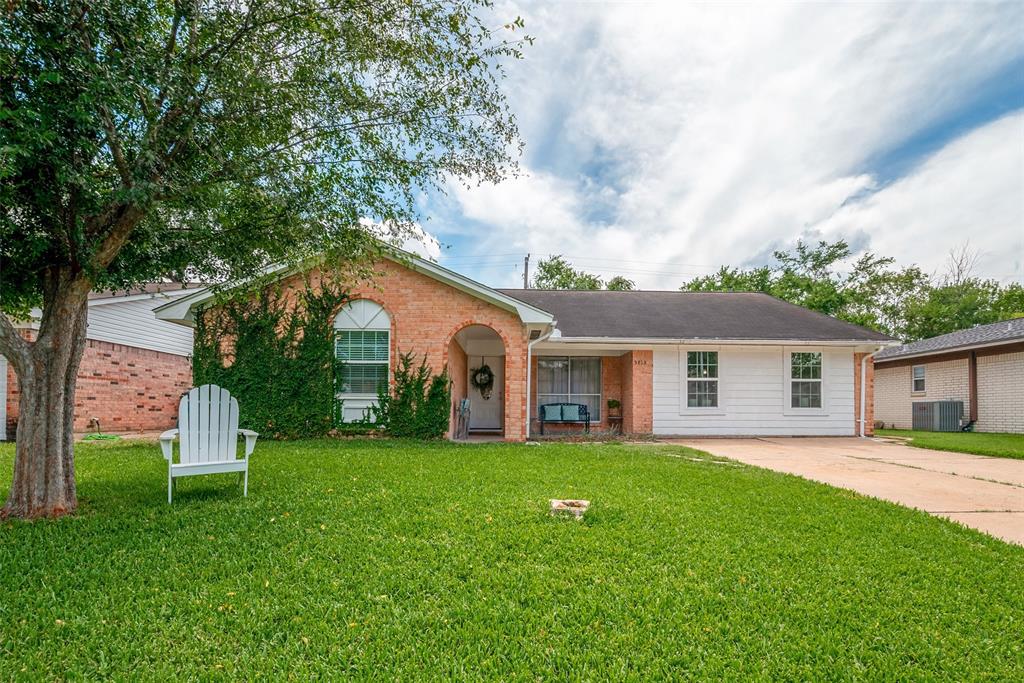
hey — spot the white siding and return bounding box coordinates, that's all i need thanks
[653,345,856,436]
[87,295,194,357]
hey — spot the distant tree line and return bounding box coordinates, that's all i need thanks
[531,242,1023,342]
[532,255,636,291]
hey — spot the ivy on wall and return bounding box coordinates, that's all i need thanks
[193,280,349,439]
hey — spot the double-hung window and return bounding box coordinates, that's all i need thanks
[537,357,601,420]
[336,330,389,394]
[334,300,391,423]
[790,351,823,409]
[912,365,926,393]
[686,351,719,408]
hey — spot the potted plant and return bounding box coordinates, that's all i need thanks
[607,399,622,418]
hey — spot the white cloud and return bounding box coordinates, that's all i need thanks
[440,1,1024,287]
[363,218,442,260]
[814,113,1024,282]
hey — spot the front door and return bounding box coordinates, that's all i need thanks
[468,356,504,431]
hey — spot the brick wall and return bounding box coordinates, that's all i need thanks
[976,351,1024,433]
[853,353,875,436]
[447,338,468,437]
[6,337,191,436]
[874,357,970,430]
[269,259,529,441]
[622,350,653,435]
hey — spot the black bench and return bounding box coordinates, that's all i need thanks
[539,403,590,435]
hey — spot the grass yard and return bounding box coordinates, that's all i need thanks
[877,429,1024,460]
[1,440,1022,679]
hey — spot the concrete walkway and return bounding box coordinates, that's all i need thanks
[665,437,1024,545]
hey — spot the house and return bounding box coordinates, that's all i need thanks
[1,285,202,440]
[874,318,1024,433]
[154,250,895,441]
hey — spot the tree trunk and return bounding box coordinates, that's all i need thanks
[2,282,89,519]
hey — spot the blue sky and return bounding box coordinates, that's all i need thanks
[411,1,1024,289]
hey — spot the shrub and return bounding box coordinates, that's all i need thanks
[371,352,450,439]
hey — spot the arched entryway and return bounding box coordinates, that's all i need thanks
[448,324,506,438]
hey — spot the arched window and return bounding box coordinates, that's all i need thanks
[334,300,391,422]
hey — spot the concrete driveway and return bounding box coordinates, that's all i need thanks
[666,437,1024,545]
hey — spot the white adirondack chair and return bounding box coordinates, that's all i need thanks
[160,385,258,503]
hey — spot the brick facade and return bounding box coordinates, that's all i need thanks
[621,350,654,435]
[274,258,530,441]
[874,346,1024,433]
[975,351,1024,433]
[853,353,875,436]
[6,336,191,437]
[874,357,971,430]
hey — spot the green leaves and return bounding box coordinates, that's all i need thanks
[371,352,450,439]
[193,279,349,439]
[680,239,1020,341]
[533,255,624,291]
[2,0,522,309]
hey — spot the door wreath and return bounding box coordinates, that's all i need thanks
[470,363,495,400]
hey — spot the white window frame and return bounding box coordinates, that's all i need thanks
[536,356,602,420]
[679,348,724,414]
[334,300,391,422]
[783,347,828,416]
[911,365,926,394]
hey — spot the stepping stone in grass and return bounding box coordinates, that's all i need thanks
[550,499,590,520]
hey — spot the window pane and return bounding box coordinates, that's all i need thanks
[687,380,718,408]
[538,358,569,395]
[791,352,822,380]
[339,363,388,394]
[574,394,602,421]
[336,330,389,361]
[570,357,601,394]
[912,366,925,379]
[687,351,718,378]
[791,381,822,408]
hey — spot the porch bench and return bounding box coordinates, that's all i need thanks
[539,403,590,435]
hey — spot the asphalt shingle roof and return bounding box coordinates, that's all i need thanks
[875,318,1024,361]
[497,289,894,342]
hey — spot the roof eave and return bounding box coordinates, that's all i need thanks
[875,336,1024,363]
[153,247,555,328]
[544,335,898,346]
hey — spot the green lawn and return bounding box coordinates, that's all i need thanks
[1,440,1022,679]
[877,429,1024,460]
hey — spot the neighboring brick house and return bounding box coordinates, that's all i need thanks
[1,285,201,440]
[156,249,893,441]
[874,318,1024,434]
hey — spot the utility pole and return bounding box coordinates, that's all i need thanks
[523,253,530,289]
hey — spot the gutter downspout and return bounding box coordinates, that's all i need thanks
[526,327,555,440]
[859,347,882,438]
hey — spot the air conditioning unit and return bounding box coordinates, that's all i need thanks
[912,400,964,432]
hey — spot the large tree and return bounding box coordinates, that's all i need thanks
[0,0,527,518]
[681,240,930,339]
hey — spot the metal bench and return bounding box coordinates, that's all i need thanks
[539,403,590,435]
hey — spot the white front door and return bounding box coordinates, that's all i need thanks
[468,356,504,431]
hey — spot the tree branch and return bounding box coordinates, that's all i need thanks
[99,109,133,186]
[0,310,30,376]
